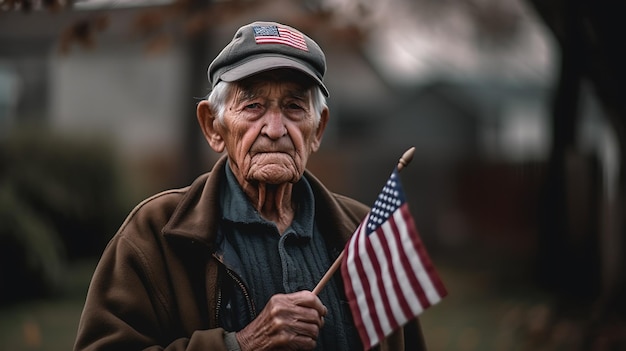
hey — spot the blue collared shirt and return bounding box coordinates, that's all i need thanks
[219,163,360,350]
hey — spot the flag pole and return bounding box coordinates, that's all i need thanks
[312,147,415,295]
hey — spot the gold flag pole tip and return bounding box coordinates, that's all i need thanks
[397,146,415,171]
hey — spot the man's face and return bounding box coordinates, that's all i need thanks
[215,70,326,185]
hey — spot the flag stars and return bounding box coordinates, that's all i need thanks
[366,170,407,234]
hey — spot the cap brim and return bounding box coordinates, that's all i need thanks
[219,56,329,97]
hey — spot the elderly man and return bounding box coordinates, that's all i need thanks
[74,21,427,350]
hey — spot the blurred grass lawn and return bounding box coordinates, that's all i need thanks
[0,259,97,351]
[0,253,555,351]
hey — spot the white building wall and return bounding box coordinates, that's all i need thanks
[49,39,189,160]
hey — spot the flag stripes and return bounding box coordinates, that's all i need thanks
[254,25,308,51]
[341,169,447,350]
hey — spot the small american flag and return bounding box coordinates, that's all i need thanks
[253,25,308,51]
[341,168,447,350]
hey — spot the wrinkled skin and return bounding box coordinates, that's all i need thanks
[196,70,330,350]
[197,70,328,233]
[236,291,327,351]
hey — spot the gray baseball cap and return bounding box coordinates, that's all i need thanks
[208,21,329,97]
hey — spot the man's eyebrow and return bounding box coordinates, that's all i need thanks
[286,88,309,100]
[233,85,310,104]
[233,87,260,104]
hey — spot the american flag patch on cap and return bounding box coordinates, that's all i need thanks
[253,25,308,51]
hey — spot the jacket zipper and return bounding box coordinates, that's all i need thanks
[212,253,257,321]
[225,268,256,319]
[215,270,222,325]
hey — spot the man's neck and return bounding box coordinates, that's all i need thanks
[241,181,295,234]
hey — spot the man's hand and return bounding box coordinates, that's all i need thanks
[235,290,327,350]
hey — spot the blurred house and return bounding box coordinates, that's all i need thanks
[2,0,611,256]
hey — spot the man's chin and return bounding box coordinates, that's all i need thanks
[247,154,303,183]
[248,166,300,184]
[252,170,298,184]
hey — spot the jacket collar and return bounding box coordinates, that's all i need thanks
[162,154,358,251]
[161,155,228,250]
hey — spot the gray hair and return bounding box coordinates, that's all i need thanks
[207,81,327,125]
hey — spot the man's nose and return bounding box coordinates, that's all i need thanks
[262,107,287,139]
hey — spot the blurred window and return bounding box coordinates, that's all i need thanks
[0,63,20,136]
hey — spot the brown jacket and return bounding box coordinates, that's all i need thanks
[74,156,427,350]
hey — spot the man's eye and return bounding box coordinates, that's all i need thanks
[245,103,262,109]
[286,103,303,110]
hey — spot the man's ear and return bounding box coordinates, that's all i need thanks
[197,100,225,153]
[311,107,329,152]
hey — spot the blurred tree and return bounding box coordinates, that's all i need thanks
[0,181,65,302]
[0,131,129,302]
[1,131,127,256]
[528,0,626,347]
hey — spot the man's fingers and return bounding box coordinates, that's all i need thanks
[237,292,327,350]
[267,292,326,326]
[291,334,318,350]
[289,291,327,316]
[286,315,322,338]
[286,305,325,327]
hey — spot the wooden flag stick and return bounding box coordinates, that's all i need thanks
[312,147,416,295]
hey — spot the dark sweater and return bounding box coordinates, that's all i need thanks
[220,164,361,350]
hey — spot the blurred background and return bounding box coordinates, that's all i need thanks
[1,0,625,350]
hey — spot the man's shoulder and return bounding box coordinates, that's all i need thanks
[304,170,370,222]
[134,187,191,217]
[325,192,370,229]
[118,172,212,235]
[331,192,369,214]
